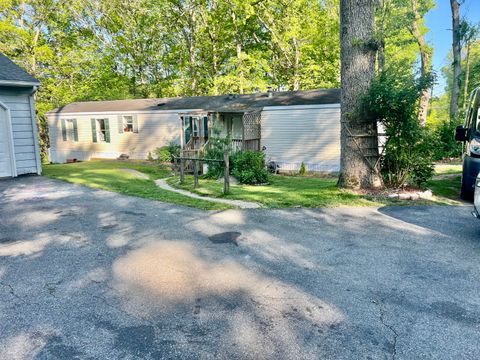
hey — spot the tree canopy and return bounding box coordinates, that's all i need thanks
[0,0,439,116]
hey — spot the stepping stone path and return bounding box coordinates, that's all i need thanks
[155,179,262,209]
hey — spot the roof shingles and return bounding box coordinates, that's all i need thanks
[49,89,340,114]
[0,53,40,85]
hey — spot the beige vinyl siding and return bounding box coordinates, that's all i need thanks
[48,112,181,163]
[261,105,341,172]
[0,89,39,175]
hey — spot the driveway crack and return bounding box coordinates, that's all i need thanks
[373,298,398,360]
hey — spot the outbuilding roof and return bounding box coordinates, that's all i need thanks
[48,88,340,114]
[0,53,40,86]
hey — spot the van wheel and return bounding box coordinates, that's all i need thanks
[460,174,474,201]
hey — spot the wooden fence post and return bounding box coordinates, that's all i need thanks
[193,158,199,188]
[224,150,230,194]
[180,157,185,184]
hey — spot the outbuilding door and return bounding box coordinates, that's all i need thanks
[0,105,14,177]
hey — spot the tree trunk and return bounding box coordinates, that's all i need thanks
[338,0,382,189]
[292,37,300,90]
[463,41,471,111]
[450,0,461,121]
[237,43,244,94]
[410,0,431,126]
[377,42,385,73]
[375,0,386,73]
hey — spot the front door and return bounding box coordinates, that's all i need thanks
[0,106,13,177]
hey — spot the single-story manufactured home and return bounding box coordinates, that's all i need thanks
[47,89,341,172]
[0,53,42,177]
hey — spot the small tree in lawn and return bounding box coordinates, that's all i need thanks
[363,69,435,188]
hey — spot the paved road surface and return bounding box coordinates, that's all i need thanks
[0,176,479,359]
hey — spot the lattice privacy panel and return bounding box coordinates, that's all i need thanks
[242,109,262,140]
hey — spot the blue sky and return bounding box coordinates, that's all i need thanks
[426,0,480,96]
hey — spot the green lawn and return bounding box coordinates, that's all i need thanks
[43,159,465,210]
[167,172,463,208]
[433,163,463,176]
[168,174,379,208]
[43,160,231,210]
[426,175,462,200]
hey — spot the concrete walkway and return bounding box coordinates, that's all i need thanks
[155,178,262,209]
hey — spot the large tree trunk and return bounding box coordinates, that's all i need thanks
[338,0,382,189]
[410,0,431,126]
[450,0,461,121]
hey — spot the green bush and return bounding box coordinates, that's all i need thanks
[231,151,269,184]
[363,69,435,188]
[299,162,307,175]
[204,126,231,178]
[155,147,172,163]
[154,142,180,163]
[430,120,462,160]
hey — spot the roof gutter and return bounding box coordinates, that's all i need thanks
[0,79,41,87]
[29,85,39,96]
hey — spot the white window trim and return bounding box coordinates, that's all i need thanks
[66,119,75,141]
[0,101,17,177]
[96,118,107,142]
[122,115,134,133]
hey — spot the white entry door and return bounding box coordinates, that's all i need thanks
[0,106,14,177]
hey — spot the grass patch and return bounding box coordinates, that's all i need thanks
[426,175,463,202]
[43,159,466,209]
[43,160,231,210]
[434,163,462,176]
[168,165,469,208]
[168,174,461,208]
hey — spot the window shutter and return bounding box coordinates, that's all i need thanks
[91,119,97,143]
[133,115,139,133]
[61,119,67,141]
[72,119,78,142]
[118,115,124,134]
[104,119,111,143]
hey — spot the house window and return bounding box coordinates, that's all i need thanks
[123,116,134,132]
[66,120,74,140]
[91,118,110,143]
[183,116,191,144]
[61,119,78,142]
[118,115,138,134]
[192,116,199,137]
[98,119,107,141]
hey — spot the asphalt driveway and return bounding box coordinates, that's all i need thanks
[0,176,479,360]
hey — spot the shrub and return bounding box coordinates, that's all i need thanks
[155,147,172,163]
[430,120,462,160]
[154,142,180,163]
[204,126,231,178]
[362,69,435,188]
[231,151,269,184]
[146,151,154,161]
[299,162,307,176]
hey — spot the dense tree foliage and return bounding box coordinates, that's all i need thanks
[0,0,341,111]
[1,0,439,112]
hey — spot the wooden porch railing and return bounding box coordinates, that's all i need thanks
[231,139,260,152]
